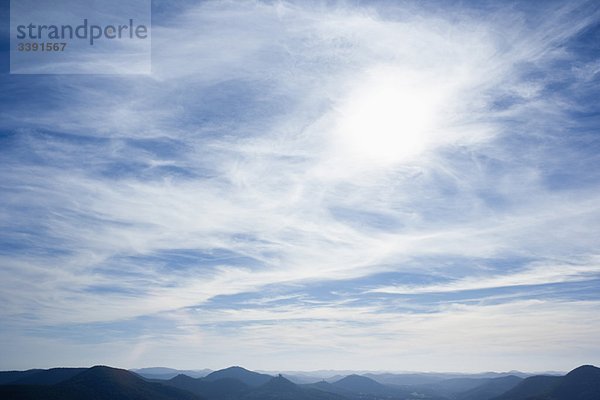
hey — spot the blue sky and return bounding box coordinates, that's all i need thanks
[0,0,599,372]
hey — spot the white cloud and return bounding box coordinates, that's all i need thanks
[1,0,599,371]
[370,259,600,294]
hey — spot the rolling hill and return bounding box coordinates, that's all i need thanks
[0,370,43,385]
[551,365,600,400]
[0,365,202,400]
[332,374,390,394]
[8,368,88,385]
[0,364,597,400]
[456,375,523,400]
[133,367,212,380]
[165,374,250,399]
[245,375,346,400]
[492,374,563,400]
[492,365,600,400]
[203,366,272,387]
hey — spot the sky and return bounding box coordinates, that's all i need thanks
[0,0,599,373]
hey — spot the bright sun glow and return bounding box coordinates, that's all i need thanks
[334,66,446,165]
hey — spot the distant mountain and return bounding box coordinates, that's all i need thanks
[279,373,327,384]
[490,366,600,400]
[331,374,390,394]
[262,370,373,381]
[165,369,342,400]
[133,367,212,380]
[312,374,445,400]
[0,365,202,400]
[364,372,446,385]
[364,372,531,386]
[260,375,303,393]
[165,374,249,399]
[245,375,345,400]
[493,375,563,400]
[424,377,504,396]
[456,375,523,400]
[305,380,353,395]
[0,364,597,400]
[204,366,272,387]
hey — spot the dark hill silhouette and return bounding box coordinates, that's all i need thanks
[165,372,340,400]
[11,368,87,385]
[1,364,598,400]
[456,375,523,400]
[0,370,42,385]
[491,366,600,400]
[493,374,562,400]
[549,365,600,400]
[166,374,249,399]
[204,366,272,387]
[0,365,202,400]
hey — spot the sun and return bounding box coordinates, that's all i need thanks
[333,65,445,166]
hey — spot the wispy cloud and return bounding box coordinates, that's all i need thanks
[369,259,600,294]
[0,0,599,371]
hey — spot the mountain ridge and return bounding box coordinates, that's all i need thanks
[0,364,597,400]
[204,366,272,387]
[0,365,202,400]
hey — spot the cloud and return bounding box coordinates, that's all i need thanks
[369,259,600,294]
[0,0,599,371]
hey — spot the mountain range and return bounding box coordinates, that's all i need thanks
[132,367,212,380]
[0,364,598,400]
